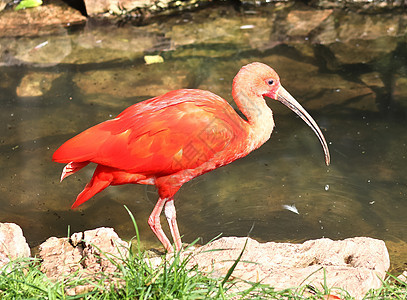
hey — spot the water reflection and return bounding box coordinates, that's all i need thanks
[0,3,406,272]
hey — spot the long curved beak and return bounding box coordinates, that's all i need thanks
[276,86,330,166]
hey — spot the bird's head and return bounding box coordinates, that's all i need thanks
[234,62,331,166]
[233,62,282,99]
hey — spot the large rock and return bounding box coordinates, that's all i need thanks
[0,223,31,268]
[39,227,129,295]
[82,0,213,17]
[83,0,154,15]
[0,0,85,38]
[187,236,390,299]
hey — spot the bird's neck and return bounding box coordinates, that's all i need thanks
[232,88,275,150]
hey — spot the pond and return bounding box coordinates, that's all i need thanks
[0,3,406,273]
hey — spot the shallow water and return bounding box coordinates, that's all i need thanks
[0,4,406,272]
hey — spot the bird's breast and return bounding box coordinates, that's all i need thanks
[246,105,275,152]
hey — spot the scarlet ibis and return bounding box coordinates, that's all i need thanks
[53,62,330,252]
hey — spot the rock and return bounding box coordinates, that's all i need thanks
[39,237,83,278]
[394,75,407,104]
[1,21,168,67]
[83,0,214,18]
[165,7,273,50]
[83,0,153,15]
[72,61,190,100]
[39,227,129,295]
[398,271,407,282]
[360,72,385,89]
[309,0,406,11]
[259,55,378,112]
[70,227,129,274]
[286,9,333,37]
[16,72,61,97]
[0,0,85,38]
[328,37,398,65]
[0,223,31,269]
[69,21,169,64]
[0,34,73,67]
[0,0,8,12]
[314,12,403,45]
[187,236,390,299]
[309,12,404,68]
[166,13,241,48]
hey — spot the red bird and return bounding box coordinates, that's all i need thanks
[53,62,330,252]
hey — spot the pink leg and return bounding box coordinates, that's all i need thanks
[148,197,173,252]
[164,199,182,251]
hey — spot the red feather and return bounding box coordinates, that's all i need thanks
[53,89,246,176]
[53,89,249,207]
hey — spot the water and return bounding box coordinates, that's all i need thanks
[0,3,406,272]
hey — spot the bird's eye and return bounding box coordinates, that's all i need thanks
[267,79,274,85]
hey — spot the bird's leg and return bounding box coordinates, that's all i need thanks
[164,199,182,252]
[148,197,173,252]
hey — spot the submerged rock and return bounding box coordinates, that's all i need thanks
[0,34,73,67]
[187,236,390,299]
[0,223,30,269]
[394,75,407,108]
[286,9,333,37]
[16,72,61,97]
[72,61,190,100]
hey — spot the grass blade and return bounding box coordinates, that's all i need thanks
[221,237,248,288]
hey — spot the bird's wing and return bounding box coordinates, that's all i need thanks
[53,90,246,176]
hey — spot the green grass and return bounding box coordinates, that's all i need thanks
[0,207,405,299]
[1,255,405,300]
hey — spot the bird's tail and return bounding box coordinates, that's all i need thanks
[60,161,90,182]
[71,165,112,209]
